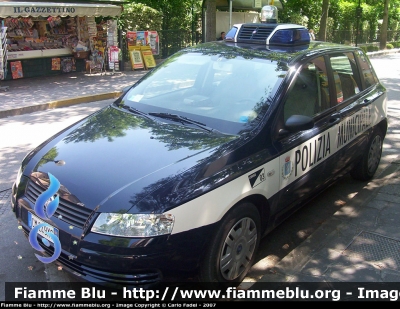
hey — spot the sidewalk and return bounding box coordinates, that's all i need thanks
[0,69,147,118]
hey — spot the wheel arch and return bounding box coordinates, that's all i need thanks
[230,193,271,236]
[376,118,388,137]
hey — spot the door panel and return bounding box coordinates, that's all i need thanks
[272,56,342,216]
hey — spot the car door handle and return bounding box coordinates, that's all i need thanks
[361,98,371,106]
[329,113,341,124]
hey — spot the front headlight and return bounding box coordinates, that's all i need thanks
[91,213,175,237]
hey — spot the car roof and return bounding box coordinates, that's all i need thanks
[182,40,361,67]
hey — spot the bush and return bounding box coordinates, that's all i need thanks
[386,43,394,49]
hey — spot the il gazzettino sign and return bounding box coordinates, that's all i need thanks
[0,1,122,18]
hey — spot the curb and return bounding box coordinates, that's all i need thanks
[0,91,122,119]
[367,48,400,58]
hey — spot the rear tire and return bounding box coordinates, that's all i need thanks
[350,128,383,181]
[198,202,261,284]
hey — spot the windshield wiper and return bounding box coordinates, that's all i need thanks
[148,112,221,134]
[119,105,156,121]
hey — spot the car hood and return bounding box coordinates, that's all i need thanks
[24,106,238,213]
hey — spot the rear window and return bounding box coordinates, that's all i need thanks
[356,50,379,88]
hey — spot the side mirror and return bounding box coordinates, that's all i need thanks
[279,114,314,136]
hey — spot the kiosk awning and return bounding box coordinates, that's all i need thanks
[0,1,122,18]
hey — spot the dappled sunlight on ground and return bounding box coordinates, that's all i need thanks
[0,71,147,114]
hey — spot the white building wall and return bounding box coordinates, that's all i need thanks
[216,11,259,40]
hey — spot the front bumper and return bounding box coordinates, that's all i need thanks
[12,190,216,287]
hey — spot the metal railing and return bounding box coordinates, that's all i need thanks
[327,30,400,45]
[121,30,201,64]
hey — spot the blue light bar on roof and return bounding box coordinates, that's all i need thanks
[269,28,310,46]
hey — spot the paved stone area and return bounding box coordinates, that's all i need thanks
[0,189,11,216]
[0,68,147,118]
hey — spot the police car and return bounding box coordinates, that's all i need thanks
[11,5,387,287]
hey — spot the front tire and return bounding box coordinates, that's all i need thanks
[350,128,383,181]
[198,202,261,284]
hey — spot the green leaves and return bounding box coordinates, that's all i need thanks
[118,3,163,32]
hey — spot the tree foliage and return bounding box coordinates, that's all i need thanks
[118,2,162,32]
[119,0,400,49]
[122,0,202,32]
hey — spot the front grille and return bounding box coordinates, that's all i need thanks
[22,227,162,286]
[237,24,275,43]
[26,180,93,228]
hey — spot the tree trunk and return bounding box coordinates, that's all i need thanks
[319,0,330,41]
[205,0,216,42]
[380,0,390,50]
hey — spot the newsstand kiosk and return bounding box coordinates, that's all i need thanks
[0,1,122,80]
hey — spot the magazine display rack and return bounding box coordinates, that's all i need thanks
[88,49,105,74]
[0,25,9,91]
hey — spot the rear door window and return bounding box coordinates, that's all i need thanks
[329,52,361,104]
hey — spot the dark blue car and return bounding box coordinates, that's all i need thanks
[11,18,387,287]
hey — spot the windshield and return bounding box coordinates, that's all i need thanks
[122,50,287,134]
